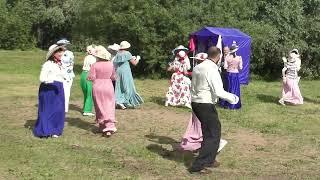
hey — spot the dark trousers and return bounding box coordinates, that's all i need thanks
[191,102,221,171]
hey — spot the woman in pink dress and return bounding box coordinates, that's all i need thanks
[88,45,117,137]
[279,49,303,105]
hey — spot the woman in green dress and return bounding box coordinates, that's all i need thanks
[80,45,96,116]
[114,41,143,109]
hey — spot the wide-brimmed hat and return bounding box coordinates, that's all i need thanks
[46,44,65,60]
[93,45,111,61]
[229,41,239,53]
[172,45,188,55]
[290,49,299,55]
[190,52,208,61]
[288,49,300,61]
[119,41,131,49]
[56,39,71,45]
[86,44,97,55]
[108,43,120,51]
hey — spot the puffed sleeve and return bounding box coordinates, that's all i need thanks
[39,62,54,83]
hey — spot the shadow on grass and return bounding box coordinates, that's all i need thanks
[304,97,320,104]
[149,96,165,106]
[24,118,99,133]
[66,117,99,134]
[69,104,83,113]
[24,119,36,129]
[145,134,195,168]
[256,94,279,104]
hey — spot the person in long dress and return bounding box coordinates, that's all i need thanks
[88,45,117,137]
[165,45,192,109]
[33,45,66,138]
[113,41,143,110]
[80,45,96,116]
[279,49,303,105]
[179,53,227,153]
[57,39,75,113]
[220,41,242,109]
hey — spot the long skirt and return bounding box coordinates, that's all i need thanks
[80,71,94,113]
[165,73,191,108]
[220,72,241,109]
[92,79,117,133]
[115,63,143,107]
[33,81,65,137]
[179,112,227,152]
[282,78,303,104]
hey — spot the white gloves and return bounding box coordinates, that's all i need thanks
[228,95,239,105]
[135,55,141,63]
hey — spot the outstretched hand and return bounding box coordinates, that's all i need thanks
[136,55,141,64]
[282,57,287,63]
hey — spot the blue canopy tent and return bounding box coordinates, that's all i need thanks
[189,27,251,85]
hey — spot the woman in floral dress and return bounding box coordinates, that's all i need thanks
[165,45,192,109]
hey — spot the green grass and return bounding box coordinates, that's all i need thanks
[0,50,319,179]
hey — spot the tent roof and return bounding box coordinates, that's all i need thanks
[191,26,251,38]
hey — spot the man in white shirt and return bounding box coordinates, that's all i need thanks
[189,46,239,173]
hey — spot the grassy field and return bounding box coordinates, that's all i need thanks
[0,50,319,179]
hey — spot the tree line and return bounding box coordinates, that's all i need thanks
[1,0,319,79]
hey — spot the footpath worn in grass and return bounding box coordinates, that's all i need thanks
[0,50,319,179]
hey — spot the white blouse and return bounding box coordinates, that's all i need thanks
[39,61,65,83]
[82,55,96,71]
[191,60,239,104]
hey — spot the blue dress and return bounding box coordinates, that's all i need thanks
[114,51,143,107]
[33,81,65,137]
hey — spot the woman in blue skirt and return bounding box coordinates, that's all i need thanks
[33,44,66,138]
[220,41,242,109]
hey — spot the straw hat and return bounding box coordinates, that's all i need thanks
[86,44,96,55]
[172,45,188,55]
[56,39,71,45]
[108,43,120,51]
[93,45,111,61]
[190,52,208,61]
[229,41,239,53]
[119,41,131,49]
[46,44,65,60]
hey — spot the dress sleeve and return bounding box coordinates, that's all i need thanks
[239,56,243,70]
[39,62,53,83]
[224,57,228,70]
[111,66,116,81]
[87,64,96,81]
[206,68,239,104]
[184,57,191,70]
